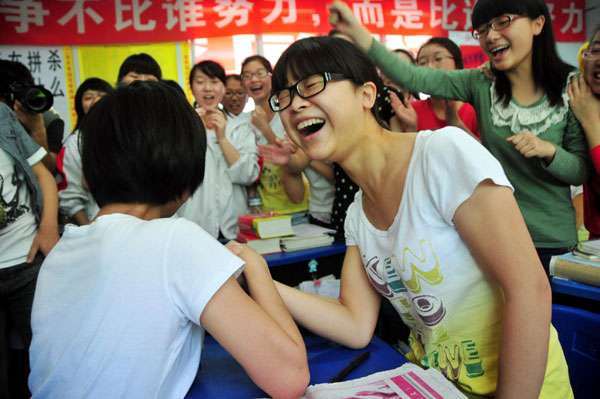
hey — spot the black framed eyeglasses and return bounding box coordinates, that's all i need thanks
[472,15,526,39]
[269,72,351,112]
[582,48,600,61]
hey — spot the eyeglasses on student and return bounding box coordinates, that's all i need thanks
[269,72,351,112]
[241,69,270,80]
[472,14,527,39]
[582,48,600,61]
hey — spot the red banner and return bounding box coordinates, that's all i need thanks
[0,0,586,46]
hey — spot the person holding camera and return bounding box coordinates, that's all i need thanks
[0,61,60,398]
[0,60,62,175]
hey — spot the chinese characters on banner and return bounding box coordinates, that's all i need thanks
[0,46,76,137]
[0,0,586,46]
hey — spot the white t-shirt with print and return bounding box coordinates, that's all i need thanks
[0,147,46,268]
[29,215,244,399]
[345,128,513,395]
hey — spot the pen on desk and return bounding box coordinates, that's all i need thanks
[329,350,370,383]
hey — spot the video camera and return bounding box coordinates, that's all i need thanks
[5,81,54,113]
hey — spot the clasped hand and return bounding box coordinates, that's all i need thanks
[507,131,556,162]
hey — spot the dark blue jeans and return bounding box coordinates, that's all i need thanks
[0,253,43,398]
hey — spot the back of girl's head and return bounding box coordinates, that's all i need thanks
[271,36,386,127]
[80,80,206,208]
[117,53,162,82]
[241,55,273,73]
[472,0,572,106]
[74,78,113,130]
[418,37,464,69]
[392,49,416,64]
[188,60,226,88]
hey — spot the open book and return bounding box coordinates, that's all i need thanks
[299,363,467,399]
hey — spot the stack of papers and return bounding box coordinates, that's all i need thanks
[301,362,468,398]
[578,239,600,258]
[280,224,336,252]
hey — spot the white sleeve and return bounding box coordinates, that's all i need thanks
[164,219,245,324]
[58,133,90,217]
[422,128,513,225]
[224,122,260,185]
[343,191,362,247]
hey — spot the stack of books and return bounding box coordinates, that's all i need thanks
[236,213,294,255]
[549,240,600,287]
[280,223,335,252]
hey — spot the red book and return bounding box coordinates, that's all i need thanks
[237,213,294,239]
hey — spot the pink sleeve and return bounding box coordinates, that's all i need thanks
[591,145,600,174]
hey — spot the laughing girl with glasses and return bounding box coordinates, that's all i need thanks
[329,0,591,276]
[269,34,572,399]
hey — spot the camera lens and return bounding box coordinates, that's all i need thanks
[24,88,49,112]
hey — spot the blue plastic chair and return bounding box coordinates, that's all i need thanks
[552,304,600,399]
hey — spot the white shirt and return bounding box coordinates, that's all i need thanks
[58,131,99,220]
[0,146,45,268]
[304,165,334,215]
[29,215,244,399]
[345,128,513,392]
[176,119,259,239]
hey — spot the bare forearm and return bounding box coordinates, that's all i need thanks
[245,263,304,348]
[496,292,551,398]
[285,150,310,174]
[282,168,305,204]
[274,281,376,349]
[35,165,59,231]
[217,137,241,166]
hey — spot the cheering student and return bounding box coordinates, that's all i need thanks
[329,0,590,273]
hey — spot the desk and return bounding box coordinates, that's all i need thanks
[186,333,408,398]
[551,277,600,302]
[264,242,346,267]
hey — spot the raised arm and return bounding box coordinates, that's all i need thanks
[14,100,57,173]
[275,245,382,349]
[328,1,476,102]
[453,180,551,399]
[201,242,309,399]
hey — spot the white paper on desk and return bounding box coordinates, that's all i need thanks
[300,363,468,399]
[291,223,336,238]
[299,280,340,299]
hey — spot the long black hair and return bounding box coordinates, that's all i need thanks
[472,0,573,107]
[271,36,387,128]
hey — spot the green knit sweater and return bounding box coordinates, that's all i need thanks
[369,40,591,248]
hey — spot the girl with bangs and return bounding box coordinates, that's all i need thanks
[269,34,572,398]
[328,0,590,274]
[57,78,113,225]
[176,61,259,239]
